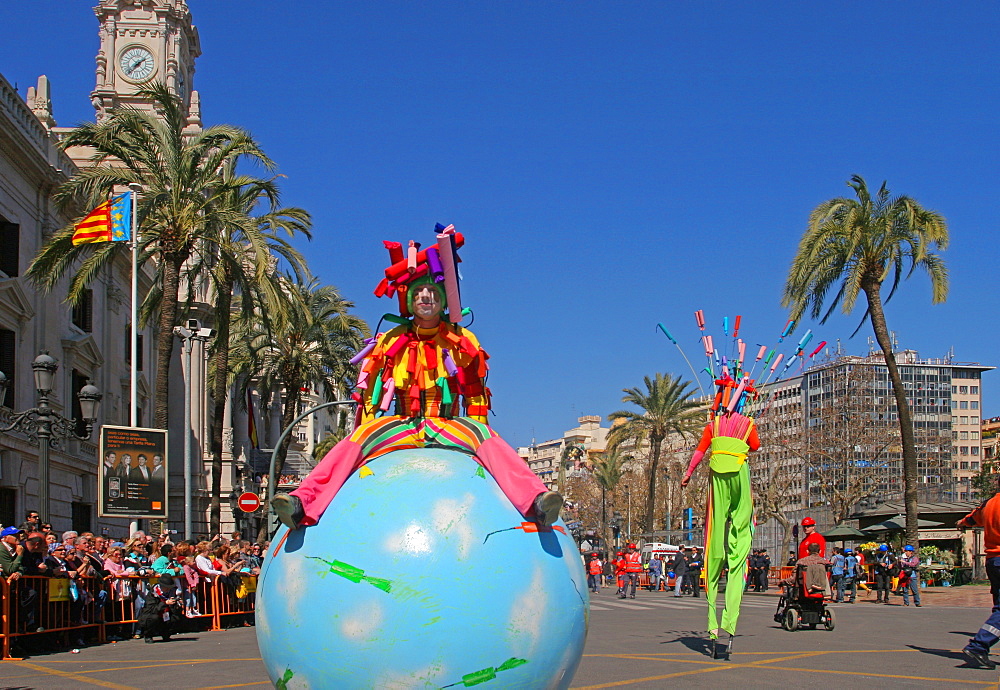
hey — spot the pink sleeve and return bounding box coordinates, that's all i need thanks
[683,424,713,479]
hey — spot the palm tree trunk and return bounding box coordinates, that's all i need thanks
[208,274,234,535]
[863,279,919,549]
[153,255,185,429]
[276,384,302,478]
[645,437,662,533]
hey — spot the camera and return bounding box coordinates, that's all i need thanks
[166,529,178,535]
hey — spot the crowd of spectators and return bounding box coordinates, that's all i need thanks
[0,510,267,653]
[253,472,301,489]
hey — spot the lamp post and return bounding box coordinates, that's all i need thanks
[174,322,215,541]
[626,485,632,543]
[0,352,102,523]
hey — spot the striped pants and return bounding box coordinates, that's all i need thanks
[290,416,547,526]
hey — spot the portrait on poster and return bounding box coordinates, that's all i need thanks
[98,425,168,518]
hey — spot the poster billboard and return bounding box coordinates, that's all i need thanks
[98,425,168,519]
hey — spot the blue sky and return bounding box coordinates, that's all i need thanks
[3,2,998,446]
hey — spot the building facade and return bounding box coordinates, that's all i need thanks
[518,415,610,490]
[0,0,293,536]
[751,349,992,552]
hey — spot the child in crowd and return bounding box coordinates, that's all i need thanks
[182,556,201,617]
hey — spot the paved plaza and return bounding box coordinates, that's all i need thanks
[0,586,997,688]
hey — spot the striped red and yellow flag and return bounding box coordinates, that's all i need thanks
[71,194,131,246]
[72,199,113,245]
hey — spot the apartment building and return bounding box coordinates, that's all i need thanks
[518,415,610,490]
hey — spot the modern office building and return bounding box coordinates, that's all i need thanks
[751,349,992,551]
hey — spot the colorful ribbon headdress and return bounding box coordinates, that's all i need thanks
[372,223,466,323]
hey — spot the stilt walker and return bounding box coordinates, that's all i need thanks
[661,310,825,659]
[681,377,759,659]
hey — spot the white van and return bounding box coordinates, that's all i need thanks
[640,542,680,565]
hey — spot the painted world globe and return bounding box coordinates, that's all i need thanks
[256,447,589,689]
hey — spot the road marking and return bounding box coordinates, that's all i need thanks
[571,663,735,688]
[596,600,648,610]
[576,650,995,688]
[12,661,139,689]
[760,663,995,686]
[197,683,272,689]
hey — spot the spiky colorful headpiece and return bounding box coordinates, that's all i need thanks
[372,223,465,322]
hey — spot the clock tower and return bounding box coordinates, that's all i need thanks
[90,0,201,131]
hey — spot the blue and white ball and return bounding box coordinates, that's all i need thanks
[256,447,588,689]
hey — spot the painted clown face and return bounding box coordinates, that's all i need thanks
[411,283,444,323]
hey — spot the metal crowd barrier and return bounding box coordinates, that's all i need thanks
[0,573,257,660]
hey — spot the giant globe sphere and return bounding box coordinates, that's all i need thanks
[256,447,589,689]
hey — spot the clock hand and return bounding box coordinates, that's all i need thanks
[130,58,145,73]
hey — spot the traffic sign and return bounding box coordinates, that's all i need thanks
[238,492,262,513]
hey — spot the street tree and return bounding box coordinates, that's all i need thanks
[230,278,368,477]
[193,168,311,534]
[28,83,274,430]
[591,450,631,554]
[783,175,949,547]
[607,373,703,533]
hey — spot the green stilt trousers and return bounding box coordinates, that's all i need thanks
[704,462,753,638]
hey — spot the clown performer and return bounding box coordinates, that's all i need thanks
[681,375,759,657]
[271,225,563,530]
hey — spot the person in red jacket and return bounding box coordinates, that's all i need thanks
[613,552,626,596]
[958,477,1000,669]
[798,517,826,559]
[587,554,603,594]
[622,544,643,600]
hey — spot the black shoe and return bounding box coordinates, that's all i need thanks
[964,647,997,669]
[144,637,154,644]
[532,491,563,527]
[915,603,922,607]
[271,493,305,529]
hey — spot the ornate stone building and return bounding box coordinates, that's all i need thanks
[0,0,255,535]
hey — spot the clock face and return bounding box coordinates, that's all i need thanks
[119,47,155,81]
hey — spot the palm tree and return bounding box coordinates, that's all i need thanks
[592,450,630,552]
[230,278,369,477]
[192,169,311,534]
[607,373,703,533]
[27,83,274,430]
[783,174,948,548]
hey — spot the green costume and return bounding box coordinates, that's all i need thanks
[685,414,757,639]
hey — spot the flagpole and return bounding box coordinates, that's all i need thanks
[127,183,142,540]
[128,184,142,428]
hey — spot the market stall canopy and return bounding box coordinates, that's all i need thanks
[821,524,868,539]
[863,515,944,532]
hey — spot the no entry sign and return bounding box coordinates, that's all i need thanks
[238,492,262,513]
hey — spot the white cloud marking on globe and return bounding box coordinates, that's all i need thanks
[283,556,309,620]
[507,565,547,657]
[431,493,476,559]
[341,600,384,640]
[385,521,434,555]
[373,661,448,689]
[383,456,452,480]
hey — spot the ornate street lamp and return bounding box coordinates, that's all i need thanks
[0,352,102,523]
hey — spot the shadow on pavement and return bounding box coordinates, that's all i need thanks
[659,631,716,657]
[906,644,981,669]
